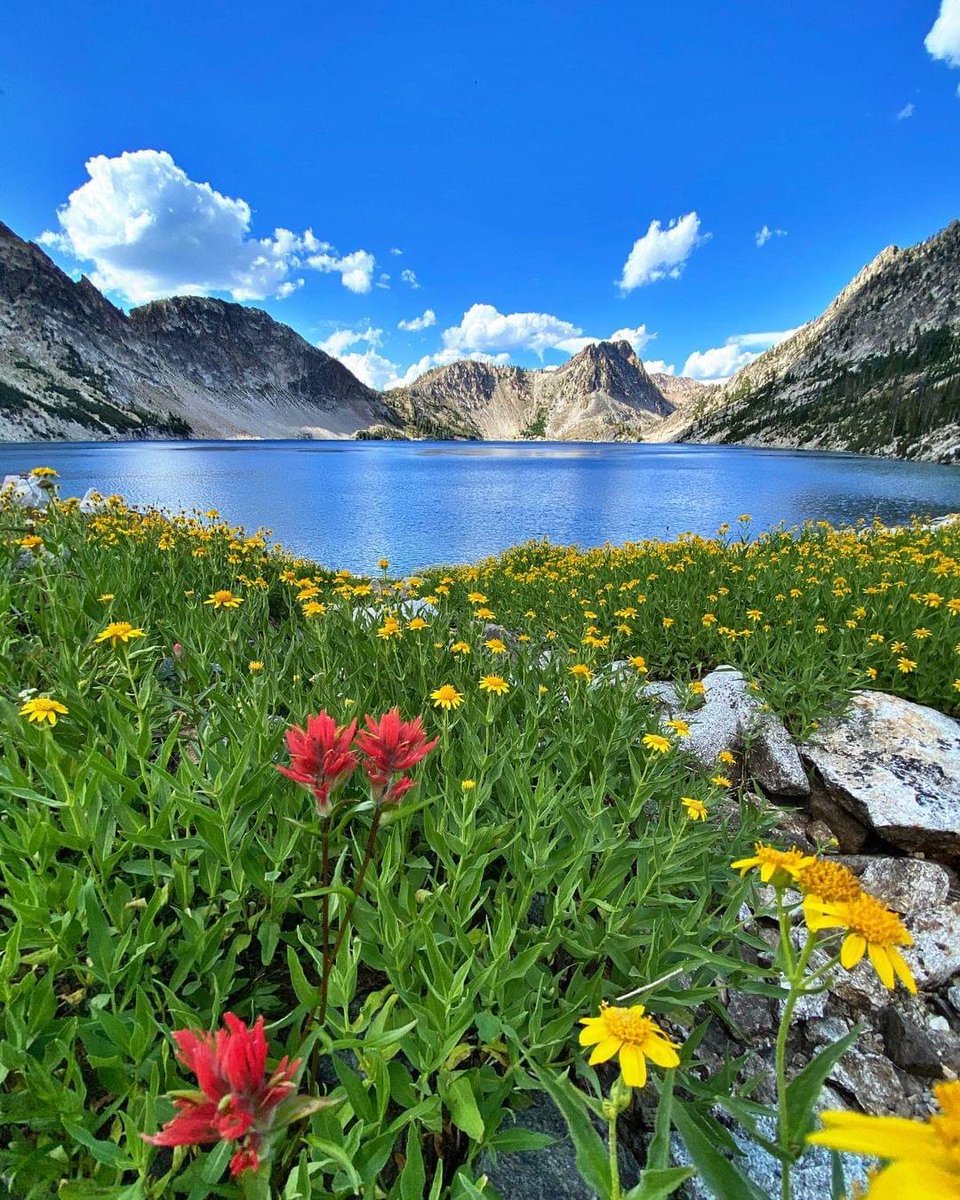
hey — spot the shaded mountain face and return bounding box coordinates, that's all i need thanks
[679,221,960,462]
[388,340,685,441]
[0,222,395,441]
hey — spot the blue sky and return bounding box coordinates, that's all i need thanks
[3,1,960,387]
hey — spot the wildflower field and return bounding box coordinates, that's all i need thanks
[1,476,958,1200]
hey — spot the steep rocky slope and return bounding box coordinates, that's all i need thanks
[389,340,679,440]
[0,222,399,441]
[680,222,960,462]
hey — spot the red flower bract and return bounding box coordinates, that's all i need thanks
[355,707,438,801]
[143,1013,300,1177]
[277,711,358,815]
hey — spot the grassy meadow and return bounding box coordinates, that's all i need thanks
[1,476,958,1199]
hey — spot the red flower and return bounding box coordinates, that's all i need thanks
[143,1013,300,1176]
[277,711,358,815]
[355,707,437,801]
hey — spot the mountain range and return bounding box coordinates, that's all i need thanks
[1,218,957,460]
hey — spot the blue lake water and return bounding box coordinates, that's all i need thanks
[1,439,958,573]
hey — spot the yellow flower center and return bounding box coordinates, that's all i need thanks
[599,1005,659,1047]
[841,893,911,946]
[797,860,862,904]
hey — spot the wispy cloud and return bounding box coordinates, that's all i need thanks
[755,224,788,247]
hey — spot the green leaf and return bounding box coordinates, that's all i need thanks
[61,1119,134,1170]
[532,1067,611,1198]
[647,1069,675,1169]
[785,1026,860,1148]
[399,1123,426,1200]
[441,1073,485,1142]
[624,1167,696,1200]
[671,1099,767,1200]
[487,1127,555,1153]
[285,943,317,1008]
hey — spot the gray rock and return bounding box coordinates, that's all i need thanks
[802,691,960,865]
[804,1017,852,1047]
[947,985,960,1015]
[828,1050,905,1114]
[858,858,951,916]
[727,992,776,1040]
[77,487,108,514]
[478,1092,640,1200]
[880,1007,944,1078]
[657,666,809,797]
[1,473,49,509]
[907,904,960,988]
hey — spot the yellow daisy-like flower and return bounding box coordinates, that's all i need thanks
[629,655,648,672]
[717,749,735,765]
[430,684,463,711]
[689,680,705,695]
[451,641,471,655]
[896,657,917,674]
[664,718,690,738]
[484,638,508,654]
[94,621,146,647]
[248,660,265,673]
[467,592,487,604]
[378,616,402,639]
[808,1080,960,1198]
[408,617,429,631]
[302,601,326,617]
[18,535,43,550]
[569,663,593,682]
[642,733,671,754]
[804,892,917,993]
[681,797,708,821]
[20,697,68,726]
[378,558,390,570]
[662,617,675,628]
[97,593,115,602]
[731,842,815,886]
[461,779,476,791]
[702,613,717,626]
[479,675,510,696]
[204,590,243,609]
[796,858,861,904]
[710,774,733,788]
[29,466,58,478]
[578,1004,681,1089]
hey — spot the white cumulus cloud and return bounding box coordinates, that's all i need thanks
[398,309,437,332]
[39,149,375,305]
[682,329,797,383]
[316,326,382,357]
[554,324,655,355]
[755,224,788,247]
[442,303,582,357]
[307,249,376,294]
[926,0,960,67]
[643,360,676,376]
[338,349,404,391]
[618,212,708,292]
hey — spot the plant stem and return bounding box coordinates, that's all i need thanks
[608,1108,621,1200]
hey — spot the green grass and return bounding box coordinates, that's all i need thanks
[0,486,956,1197]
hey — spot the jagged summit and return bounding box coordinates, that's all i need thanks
[679,219,960,461]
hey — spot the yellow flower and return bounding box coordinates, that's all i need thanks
[20,697,68,726]
[804,892,916,993]
[569,663,593,682]
[702,613,717,626]
[484,638,508,654]
[29,466,58,478]
[378,616,402,639]
[689,680,705,695]
[642,733,671,754]
[662,617,675,628]
[467,592,487,604]
[378,558,390,570]
[97,593,115,602]
[896,657,917,674]
[204,589,243,609]
[408,616,429,631]
[808,1080,960,1198]
[664,718,690,738]
[796,858,862,904]
[710,774,733,788]
[578,1004,681,1089]
[430,684,463,710]
[451,641,471,655]
[731,842,815,886]
[629,655,648,672]
[681,797,708,821]
[248,660,265,673]
[479,675,510,696]
[461,779,476,791]
[538,684,549,695]
[94,621,146,647]
[18,535,43,550]
[717,749,735,765]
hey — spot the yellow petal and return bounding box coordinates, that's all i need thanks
[868,942,895,989]
[730,857,758,873]
[809,1112,940,1160]
[588,1036,622,1066]
[643,1036,681,1068]
[866,1160,958,1200]
[578,1021,608,1047]
[840,933,866,968]
[887,947,918,995]
[618,1043,648,1089]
